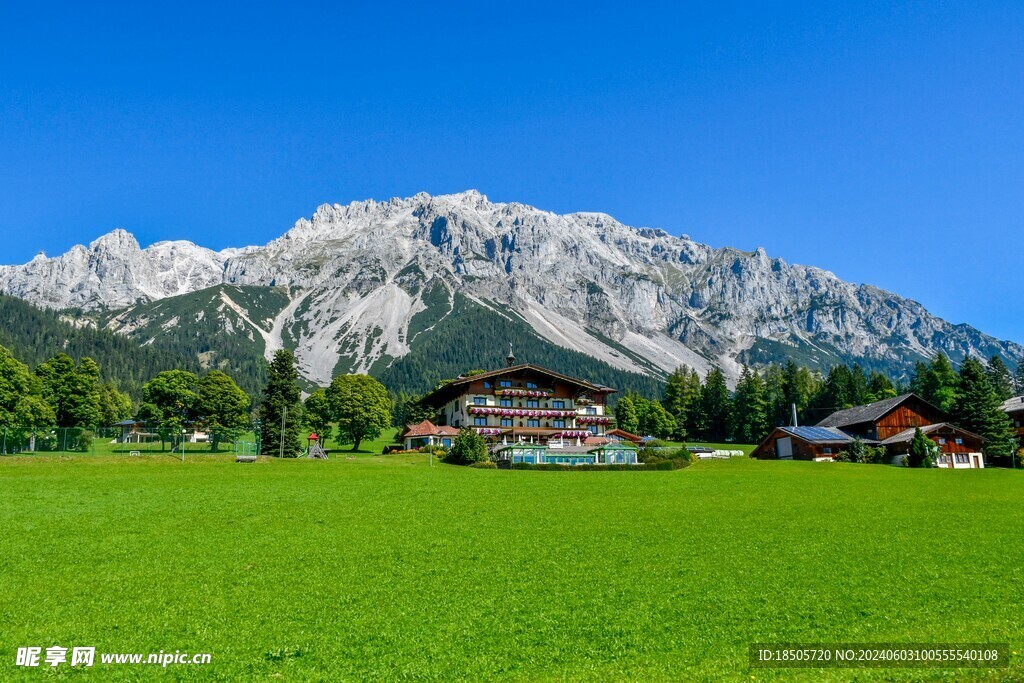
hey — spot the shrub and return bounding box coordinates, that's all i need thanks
[864,446,889,465]
[447,428,489,465]
[906,428,937,468]
[834,450,851,463]
[469,460,497,469]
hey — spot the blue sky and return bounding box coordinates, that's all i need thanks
[1,1,1021,342]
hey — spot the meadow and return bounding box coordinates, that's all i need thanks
[1,451,1021,681]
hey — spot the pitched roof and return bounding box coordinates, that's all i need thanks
[778,426,856,444]
[1000,396,1024,414]
[402,420,440,438]
[816,393,945,428]
[420,363,616,407]
[879,422,985,446]
[606,428,642,443]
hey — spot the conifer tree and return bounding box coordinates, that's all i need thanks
[1015,362,1024,396]
[259,350,303,457]
[986,356,1015,402]
[732,366,769,444]
[698,369,731,442]
[952,358,1016,465]
[906,427,937,468]
[661,366,700,439]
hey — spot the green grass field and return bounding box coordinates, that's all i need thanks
[1,454,1021,681]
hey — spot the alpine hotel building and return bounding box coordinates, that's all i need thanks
[417,354,615,445]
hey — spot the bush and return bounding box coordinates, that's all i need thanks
[639,446,695,467]
[863,446,889,465]
[834,450,851,463]
[417,445,446,456]
[469,460,497,469]
[446,428,489,465]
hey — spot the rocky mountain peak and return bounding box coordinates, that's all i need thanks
[0,191,1019,385]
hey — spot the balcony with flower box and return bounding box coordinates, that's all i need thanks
[467,406,577,419]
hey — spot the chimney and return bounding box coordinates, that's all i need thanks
[506,343,516,367]
[791,403,799,428]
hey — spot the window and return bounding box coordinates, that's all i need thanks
[500,418,513,427]
[500,398,512,407]
[585,407,597,415]
[527,399,539,408]
[553,420,565,429]
[552,400,565,409]
[938,437,946,445]
[474,417,487,426]
[526,382,537,389]
[441,438,452,448]
[955,453,969,464]
[499,380,512,388]
[823,447,833,455]
[955,438,964,445]
[483,381,491,389]
[527,419,540,428]
[589,426,599,434]
[473,396,486,405]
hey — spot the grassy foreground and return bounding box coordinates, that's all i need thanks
[1,455,1021,681]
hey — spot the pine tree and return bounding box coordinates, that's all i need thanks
[698,369,731,442]
[986,356,1015,402]
[866,372,896,402]
[661,366,699,439]
[1015,363,1024,396]
[952,358,1016,465]
[732,366,769,444]
[259,350,303,457]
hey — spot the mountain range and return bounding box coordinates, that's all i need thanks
[0,190,1019,394]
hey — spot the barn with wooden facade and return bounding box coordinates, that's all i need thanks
[879,423,985,469]
[753,393,986,468]
[816,393,948,441]
[752,426,857,461]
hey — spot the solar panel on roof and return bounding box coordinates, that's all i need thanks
[785,426,851,442]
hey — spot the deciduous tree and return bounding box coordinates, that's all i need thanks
[328,374,392,452]
[197,370,251,450]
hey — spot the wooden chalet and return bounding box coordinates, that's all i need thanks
[752,426,857,461]
[417,352,615,446]
[751,392,987,467]
[815,393,947,441]
[879,423,985,469]
[1001,396,1024,445]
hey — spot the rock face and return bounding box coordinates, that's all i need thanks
[1,191,1020,385]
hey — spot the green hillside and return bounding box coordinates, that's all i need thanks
[94,285,294,398]
[0,294,201,394]
[375,293,666,396]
